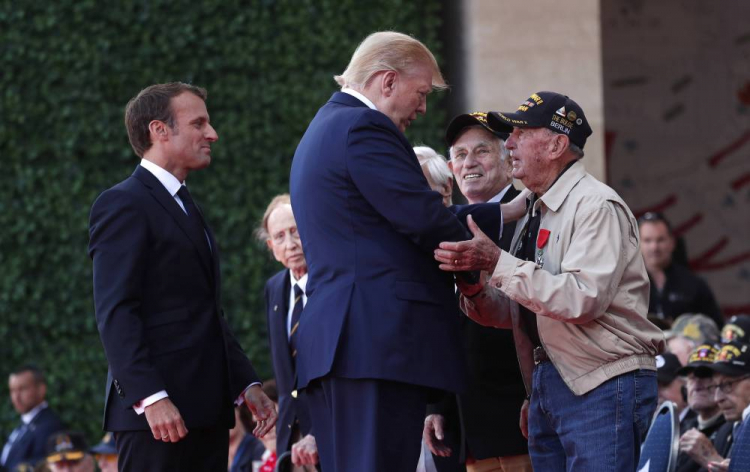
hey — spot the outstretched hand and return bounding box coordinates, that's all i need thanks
[243,385,278,438]
[435,215,501,273]
[144,398,188,443]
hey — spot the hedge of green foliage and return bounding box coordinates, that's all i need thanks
[0,1,448,443]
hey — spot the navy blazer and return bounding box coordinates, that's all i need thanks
[290,92,495,393]
[1,407,64,471]
[264,269,312,454]
[89,165,259,431]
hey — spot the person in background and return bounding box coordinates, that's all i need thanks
[44,432,94,472]
[1,365,64,471]
[657,352,691,429]
[721,315,750,344]
[638,212,723,327]
[423,112,530,472]
[88,433,117,472]
[414,146,453,206]
[256,194,318,469]
[675,345,725,472]
[668,314,721,366]
[229,405,266,472]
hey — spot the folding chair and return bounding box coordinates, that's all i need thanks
[637,401,679,472]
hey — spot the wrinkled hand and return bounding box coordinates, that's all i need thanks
[680,428,723,467]
[291,434,319,466]
[707,458,730,472]
[243,385,278,438]
[144,398,188,443]
[423,414,452,457]
[501,188,531,223]
[519,399,529,439]
[435,215,501,273]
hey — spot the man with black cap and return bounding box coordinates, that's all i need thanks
[423,112,530,472]
[656,352,690,427]
[434,91,665,471]
[721,315,750,344]
[45,432,95,472]
[682,342,750,471]
[675,344,725,472]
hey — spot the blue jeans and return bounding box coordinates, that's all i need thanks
[528,361,657,471]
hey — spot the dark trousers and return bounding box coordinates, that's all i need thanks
[115,426,228,472]
[305,376,428,472]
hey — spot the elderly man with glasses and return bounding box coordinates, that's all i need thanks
[680,342,750,471]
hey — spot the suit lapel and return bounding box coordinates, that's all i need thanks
[132,166,214,280]
[272,271,294,369]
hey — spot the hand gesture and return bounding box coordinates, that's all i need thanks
[291,434,319,466]
[423,414,452,457]
[243,385,278,438]
[435,215,501,273]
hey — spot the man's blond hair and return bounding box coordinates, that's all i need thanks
[334,31,447,90]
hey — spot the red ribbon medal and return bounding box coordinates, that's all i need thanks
[536,229,550,267]
[537,229,551,249]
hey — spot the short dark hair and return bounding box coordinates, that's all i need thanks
[124,82,208,158]
[11,364,45,384]
[637,211,673,234]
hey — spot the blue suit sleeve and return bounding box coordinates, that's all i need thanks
[347,114,473,251]
[89,189,166,407]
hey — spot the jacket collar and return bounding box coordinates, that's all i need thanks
[329,91,370,108]
[538,159,587,213]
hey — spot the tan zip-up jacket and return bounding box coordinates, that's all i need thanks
[462,160,665,395]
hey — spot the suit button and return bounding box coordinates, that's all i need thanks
[495,282,502,288]
[114,379,124,397]
[274,305,278,312]
[288,424,293,429]
[291,390,298,399]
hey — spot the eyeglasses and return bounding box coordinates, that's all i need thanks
[706,374,750,394]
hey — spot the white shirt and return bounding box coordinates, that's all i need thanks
[342,88,377,110]
[133,159,252,414]
[743,403,750,422]
[287,272,308,338]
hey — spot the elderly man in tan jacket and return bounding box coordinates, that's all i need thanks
[435,91,665,472]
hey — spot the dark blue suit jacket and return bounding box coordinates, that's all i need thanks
[89,165,259,431]
[264,269,312,454]
[1,407,64,471]
[290,92,489,393]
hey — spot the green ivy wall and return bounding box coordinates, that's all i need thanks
[0,1,448,442]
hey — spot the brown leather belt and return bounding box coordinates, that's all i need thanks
[533,346,550,365]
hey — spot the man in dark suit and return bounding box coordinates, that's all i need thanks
[257,194,318,467]
[423,113,531,472]
[88,82,276,472]
[1,365,64,471]
[289,32,522,472]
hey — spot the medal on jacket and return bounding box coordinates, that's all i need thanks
[536,229,550,268]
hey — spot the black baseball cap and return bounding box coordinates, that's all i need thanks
[695,341,750,377]
[656,352,683,385]
[677,344,719,377]
[46,431,88,463]
[445,111,508,146]
[90,432,117,455]
[487,91,593,149]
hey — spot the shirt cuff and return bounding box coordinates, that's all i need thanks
[235,382,262,406]
[133,390,169,415]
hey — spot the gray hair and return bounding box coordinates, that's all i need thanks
[540,128,585,158]
[414,146,453,203]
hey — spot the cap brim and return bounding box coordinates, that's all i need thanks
[709,363,749,376]
[90,445,117,455]
[445,114,508,145]
[487,111,545,134]
[47,451,85,463]
[677,364,715,377]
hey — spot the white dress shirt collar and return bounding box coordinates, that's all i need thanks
[140,159,185,197]
[21,401,47,425]
[487,183,513,204]
[289,271,308,293]
[342,88,378,111]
